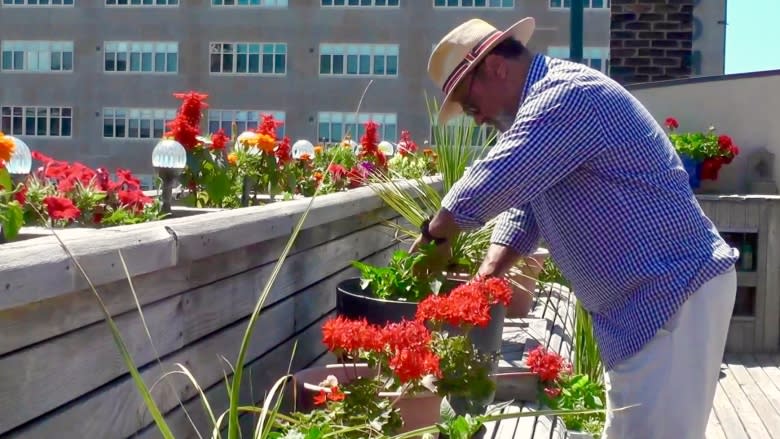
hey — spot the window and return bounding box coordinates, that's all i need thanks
[1,106,72,137]
[322,0,399,6]
[208,110,286,138]
[1,0,73,5]
[106,0,178,6]
[104,41,178,73]
[430,115,497,149]
[433,0,513,8]
[211,0,287,6]
[547,46,609,73]
[209,43,287,75]
[549,0,610,9]
[317,112,396,143]
[1,41,73,72]
[319,44,398,77]
[103,107,176,139]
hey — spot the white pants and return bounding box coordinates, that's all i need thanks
[602,267,737,439]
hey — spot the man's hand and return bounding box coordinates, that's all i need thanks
[408,209,460,274]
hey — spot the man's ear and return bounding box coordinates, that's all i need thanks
[485,54,508,80]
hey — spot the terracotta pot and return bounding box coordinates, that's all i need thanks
[291,363,442,435]
[506,247,549,318]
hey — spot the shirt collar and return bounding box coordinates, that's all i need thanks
[519,53,548,104]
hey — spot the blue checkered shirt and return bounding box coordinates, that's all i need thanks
[441,54,739,370]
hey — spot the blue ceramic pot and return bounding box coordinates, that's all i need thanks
[679,154,702,189]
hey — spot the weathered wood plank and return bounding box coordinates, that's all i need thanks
[718,360,772,438]
[710,380,749,439]
[0,210,398,356]
[705,409,727,439]
[0,225,178,310]
[165,177,441,261]
[0,224,398,435]
[725,354,780,437]
[762,202,780,351]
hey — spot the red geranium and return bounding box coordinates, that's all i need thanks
[525,346,567,382]
[416,276,513,328]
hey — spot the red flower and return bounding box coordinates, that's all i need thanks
[165,91,208,151]
[328,163,347,181]
[43,196,81,221]
[275,135,292,165]
[389,345,441,383]
[381,319,432,352]
[256,113,284,140]
[664,117,679,130]
[321,316,384,353]
[313,385,346,405]
[14,185,27,205]
[210,128,229,151]
[118,190,153,212]
[700,156,726,180]
[397,130,418,157]
[416,276,512,328]
[544,387,562,398]
[525,346,567,382]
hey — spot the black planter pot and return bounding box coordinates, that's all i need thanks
[335,277,418,325]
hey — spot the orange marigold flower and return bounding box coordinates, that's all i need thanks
[257,133,276,154]
[0,131,15,163]
[422,148,434,156]
[299,153,311,161]
[227,152,238,166]
[314,145,324,155]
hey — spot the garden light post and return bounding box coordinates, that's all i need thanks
[6,136,32,186]
[152,139,186,215]
[378,140,395,157]
[570,0,584,63]
[292,139,314,159]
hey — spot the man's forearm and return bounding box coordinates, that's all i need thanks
[477,243,523,278]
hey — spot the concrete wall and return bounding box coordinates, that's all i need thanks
[0,180,436,438]
[628,70,780,195]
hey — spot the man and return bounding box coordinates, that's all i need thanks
[414,17,739,439]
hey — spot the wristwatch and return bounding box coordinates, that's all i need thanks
[420,218,448,245]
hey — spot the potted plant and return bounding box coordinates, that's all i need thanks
[525,346,606,438]
[294,276,517,435]
[663,116,741,190]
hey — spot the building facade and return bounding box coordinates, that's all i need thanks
[0,0,610,186]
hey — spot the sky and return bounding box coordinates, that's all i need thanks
[724,0,780,74]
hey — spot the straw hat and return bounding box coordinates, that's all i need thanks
[428,17,535,124]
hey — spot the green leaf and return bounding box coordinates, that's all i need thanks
[205,171,233,204]
[2,200,24,240]
[0,167,12,193]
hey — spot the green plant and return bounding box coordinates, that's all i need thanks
[0,168,25,240]
[352,244,445,301]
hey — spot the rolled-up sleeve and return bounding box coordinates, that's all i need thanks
[491,206,540,256]
[441,78,605,230]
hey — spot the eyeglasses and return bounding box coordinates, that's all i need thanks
[456,61,485,116]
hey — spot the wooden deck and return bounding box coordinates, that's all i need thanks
[491,284,780,439]
[708,353,780,438]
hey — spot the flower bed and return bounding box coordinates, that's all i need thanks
[0,91,437,244]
